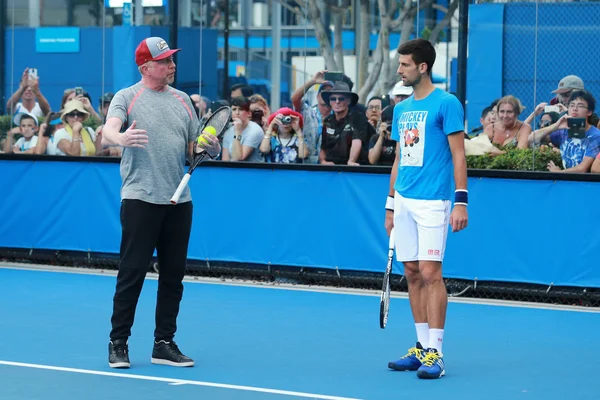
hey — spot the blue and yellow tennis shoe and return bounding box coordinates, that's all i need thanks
[416,348,445,379]
[388,342,426,371]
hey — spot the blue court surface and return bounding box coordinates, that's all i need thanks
[1,265,598,400]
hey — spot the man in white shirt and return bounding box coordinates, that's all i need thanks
[6,68,51,119]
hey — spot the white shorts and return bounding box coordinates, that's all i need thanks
[393,191,451,263]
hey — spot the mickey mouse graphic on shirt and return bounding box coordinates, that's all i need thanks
[398,111,427,166]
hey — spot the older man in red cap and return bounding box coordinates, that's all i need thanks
[101,37,220,370]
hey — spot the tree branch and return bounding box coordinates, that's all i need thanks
[333,11,345,72]
[306,0,338,70]
[429,0,459,45]
[357,0,370,90]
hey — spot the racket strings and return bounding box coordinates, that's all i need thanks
[203,107,232,138]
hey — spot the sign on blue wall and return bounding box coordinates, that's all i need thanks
[35,27,81,53]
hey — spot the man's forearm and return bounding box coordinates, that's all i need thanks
[291,79,316,110]
[348,139,361,163]
[389,156,398,197]
[6,87,25,112]
[453,152,468,191]
[34,91,51,115]
[101,127,121,147]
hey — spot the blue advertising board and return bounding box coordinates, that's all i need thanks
[35,27,81,53]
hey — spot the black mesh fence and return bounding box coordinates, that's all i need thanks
[2,247,598,308]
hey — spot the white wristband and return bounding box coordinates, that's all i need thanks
[385,196,394,211]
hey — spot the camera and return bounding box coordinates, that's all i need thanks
[281,115,292,125]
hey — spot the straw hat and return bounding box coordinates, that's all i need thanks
[61,99,90,122]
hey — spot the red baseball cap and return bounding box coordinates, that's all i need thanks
[135,37,181,66]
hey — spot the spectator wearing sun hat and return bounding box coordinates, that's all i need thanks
[320,81,374,165]
[46,99,101,156]
[259,107,308,163]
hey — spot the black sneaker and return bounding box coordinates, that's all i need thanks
[108,339,130,369]
[151,340,194,367]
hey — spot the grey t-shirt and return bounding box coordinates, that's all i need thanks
[222,121,265,163]
[107,82,199,204]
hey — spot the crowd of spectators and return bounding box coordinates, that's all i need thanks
[2,66,599,173]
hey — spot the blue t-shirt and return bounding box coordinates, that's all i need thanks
[391,88,464,201]
[549,126,600,169]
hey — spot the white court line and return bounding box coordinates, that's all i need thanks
[0,360,362,400]
[1,262,599,313]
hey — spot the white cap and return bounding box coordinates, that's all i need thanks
[13,111,39,127]
[391,81,413,96]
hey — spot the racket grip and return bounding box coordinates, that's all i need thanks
[170,173,191,205]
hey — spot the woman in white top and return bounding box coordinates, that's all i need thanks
[46,99,102,156]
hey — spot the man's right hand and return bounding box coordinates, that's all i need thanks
[119,120,148,148]
[385,210,394,236]
[313,70,327,84]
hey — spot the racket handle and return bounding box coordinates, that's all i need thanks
[170,173,191,205]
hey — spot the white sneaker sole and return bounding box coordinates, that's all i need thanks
[109,361,131,368]
[151,358,195,367]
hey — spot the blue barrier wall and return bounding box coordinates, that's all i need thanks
[4,27,218,112]
[1,159,599,288]
[466,3,504,132]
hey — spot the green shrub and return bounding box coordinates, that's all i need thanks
[466,144,564,171]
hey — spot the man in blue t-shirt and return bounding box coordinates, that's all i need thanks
[384,39,468,380]
[529,89,600,172]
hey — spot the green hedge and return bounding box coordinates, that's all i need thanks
[466,145,564,171]
[0,114,99,141]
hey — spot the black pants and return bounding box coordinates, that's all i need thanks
[110,199,193,342]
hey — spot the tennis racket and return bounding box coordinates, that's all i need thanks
[380,227,395,329]
[170,106,232,204]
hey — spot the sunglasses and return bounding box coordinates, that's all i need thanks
[329,96,347,103]
[66,111,85,118]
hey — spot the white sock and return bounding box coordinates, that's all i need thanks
[428,328,444,353]
[415,323,429,347]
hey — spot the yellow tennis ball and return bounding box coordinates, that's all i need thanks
[197,126,217,145]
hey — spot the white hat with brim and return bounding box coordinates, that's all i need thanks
[13,112,39,127]
[392,81,413,96]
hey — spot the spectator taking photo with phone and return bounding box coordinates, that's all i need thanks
[528,89,600,172]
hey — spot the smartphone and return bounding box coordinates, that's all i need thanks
[568,117,586,139]
[75,87,84,96]
[324,71,343,83]
[28,68,38,80]
[544,105,560,114]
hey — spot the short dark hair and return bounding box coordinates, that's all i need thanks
[398,39,436,76]
[569,89,596,114]
[367,96,383,106]
[19,114,37,126]
[230,84,253,98]
[481,106,493,119]
[230,96,250,111]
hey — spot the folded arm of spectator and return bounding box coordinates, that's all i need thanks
[33,124,48,155]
